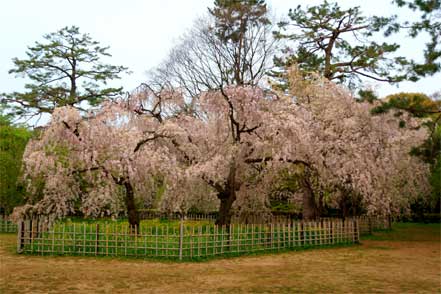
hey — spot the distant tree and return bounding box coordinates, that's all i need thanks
[272,1,411,90]
[149,0,275,98]
[357,89,379,103]
[209,0,269,41]
[208,0,271,84]
[0,114,32,215]
[371,92,440,119]
[1,26,128,122]
[429,151,441,211]
[372,91,441,211]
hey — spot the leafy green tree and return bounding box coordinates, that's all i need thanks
[386,0,441,77]
[272,1,410,90]
[2,26,128,120]
[0,114,33,215]
[357,89,379,103]
[371,92,440,118]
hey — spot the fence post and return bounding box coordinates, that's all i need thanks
[83,223,86,255]
[251,224,255,251]
[221,225,224,254]
[179,216,184,261]
[105,224,109,256]
[95,223,99,256]
[270,223,274,250]
[330,220,334,244]
[352,218,357,243]
[134,224,138,258]
[17,220,24,253]
[30,219,35,253]
[355,218,360,243]
[73,223,76,254]
[368,217,373,235]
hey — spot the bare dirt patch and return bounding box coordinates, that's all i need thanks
[1,223,440,294]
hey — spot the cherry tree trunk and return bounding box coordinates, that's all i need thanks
[338,189,356,220]
[124,181,140,232]
[302,185,318,220]
[216,192,236,226]
[300,172,319,220]
[318,192,324,216]
[339,196,350,220]
[216,163,237,226]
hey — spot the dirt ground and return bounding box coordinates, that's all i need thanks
[0,223,440,294]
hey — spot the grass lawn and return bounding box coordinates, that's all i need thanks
[0,222,440,293]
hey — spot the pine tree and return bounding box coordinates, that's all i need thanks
[272,1,411,90]
[2,26,128,120]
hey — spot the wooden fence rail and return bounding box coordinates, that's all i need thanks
[17,218,360,260]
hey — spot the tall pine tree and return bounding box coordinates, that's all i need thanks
[272,1,411,90]
[2,26,128,121]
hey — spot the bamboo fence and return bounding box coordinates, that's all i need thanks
[357,215,391,235]
[138,211,298,224]
[0,216,17,233]
[138,211,217,222]
[17,218,361,260]
[3,214,390,236]
[138,211,392,229]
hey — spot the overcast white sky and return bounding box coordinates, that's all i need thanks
[1,0,439,101]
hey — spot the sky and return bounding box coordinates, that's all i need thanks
[1,0,439,107]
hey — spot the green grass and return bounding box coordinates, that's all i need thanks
[361,222,440,242]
